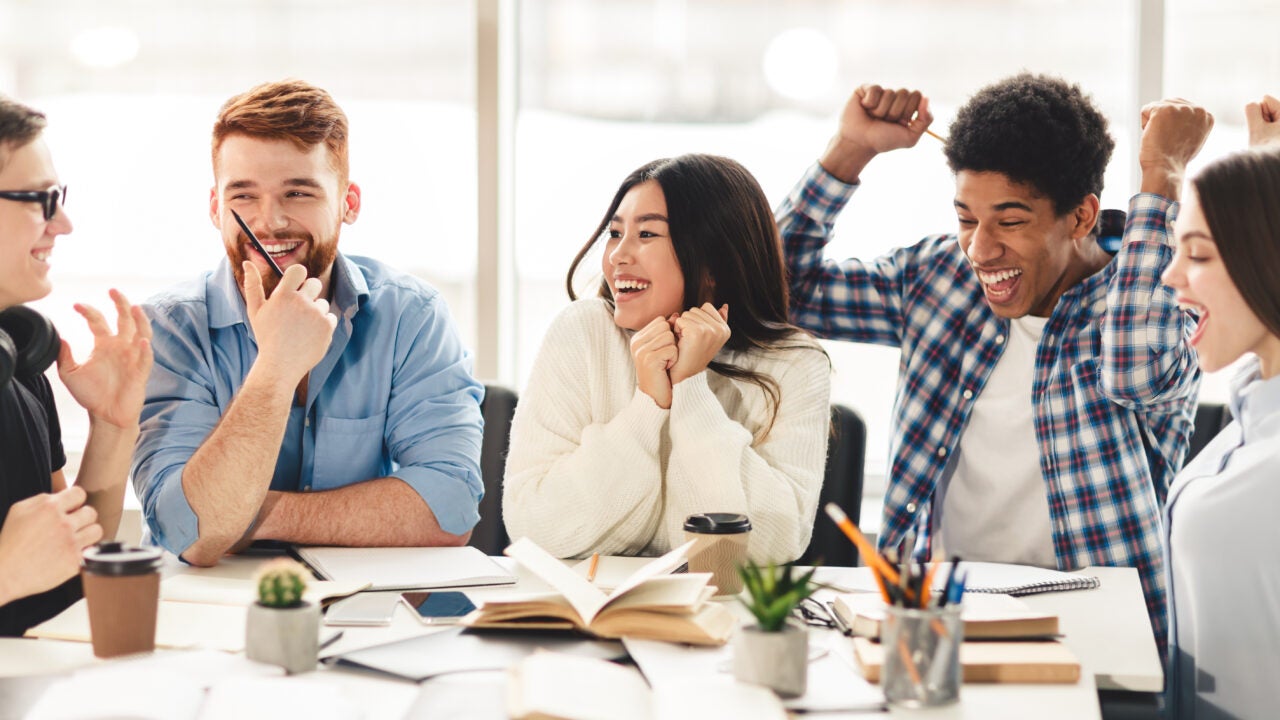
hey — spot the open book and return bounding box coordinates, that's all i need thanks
[852,637,1081,684]
[833,592,1059,640]
[463,538,735,646]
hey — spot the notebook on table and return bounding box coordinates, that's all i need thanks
[294,545,516,591]
[833,592,1060,640]
[944,562,1100,597]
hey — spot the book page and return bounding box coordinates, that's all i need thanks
[504,538,610,623]
[508,651,650,720]
[570,555,655,592]
[604,540,697,602]
[598,574,711,613]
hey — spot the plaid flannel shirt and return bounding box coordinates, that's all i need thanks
[777,162,1200,657]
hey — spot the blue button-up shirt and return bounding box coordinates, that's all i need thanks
[777,162,1200,657]
[132,253,485,556]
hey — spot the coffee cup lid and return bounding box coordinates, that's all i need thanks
[683,513,751,534]
[82,541,164,576]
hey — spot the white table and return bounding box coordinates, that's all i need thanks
[2,558,1160,719]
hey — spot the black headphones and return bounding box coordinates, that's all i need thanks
[0,306,61,391]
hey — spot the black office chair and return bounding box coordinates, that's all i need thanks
[468,383,518,556]
[1185,401,1232,464]
[798,403,867,568]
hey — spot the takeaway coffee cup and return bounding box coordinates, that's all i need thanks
[683,513,752,595]
[81,541,163,658]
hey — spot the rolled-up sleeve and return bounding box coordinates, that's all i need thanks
[383,293,485,535]
[131,302,225,557]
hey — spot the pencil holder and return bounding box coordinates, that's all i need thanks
[881,604,962,707]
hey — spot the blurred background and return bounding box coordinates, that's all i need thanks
[3,0,1275,514]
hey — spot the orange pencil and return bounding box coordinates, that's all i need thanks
[824,503,902,603]
[586,552,600,582]
[924,128,948,144]
[920,559,941,607]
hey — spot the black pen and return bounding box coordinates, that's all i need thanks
[319,628,344,652]
[230,208,285,278]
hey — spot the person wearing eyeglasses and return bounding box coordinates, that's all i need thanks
[0,94,153,635]
[130,80,484,566]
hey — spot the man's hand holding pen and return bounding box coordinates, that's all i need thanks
[242,262,337,385]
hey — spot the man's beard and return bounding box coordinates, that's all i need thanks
[229,229,339,297]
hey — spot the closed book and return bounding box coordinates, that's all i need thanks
[463,538,735,646]
[833,592,1059,640]
[851,637,1081,684]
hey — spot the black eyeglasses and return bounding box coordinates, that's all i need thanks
[794,597,837,629]
[0,184,67,221]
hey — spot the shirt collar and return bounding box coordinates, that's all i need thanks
[205,252,369,330]
[1228,357,1280,441]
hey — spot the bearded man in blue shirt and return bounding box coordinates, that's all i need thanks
[132,80,484,567]
[778,73,1212,656]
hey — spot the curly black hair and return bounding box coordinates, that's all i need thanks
[944,73,1114,216]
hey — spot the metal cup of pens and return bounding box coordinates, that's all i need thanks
[881,603,963,707]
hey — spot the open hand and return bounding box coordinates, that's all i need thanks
[630,315,678,409]
[668,303,730,386]
[57,289,153,430]
[243,262,336,384]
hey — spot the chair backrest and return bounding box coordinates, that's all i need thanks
[469,383,518,555]
[798,403,867,568]
[1186,402,1232,464]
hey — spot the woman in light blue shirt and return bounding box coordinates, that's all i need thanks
[1159,117,1280,718]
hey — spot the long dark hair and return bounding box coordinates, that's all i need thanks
[1192,146,1280,339]
[567,154,825,437]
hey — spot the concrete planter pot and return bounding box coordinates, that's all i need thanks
[245,600,320,674]
[732,621,809,698]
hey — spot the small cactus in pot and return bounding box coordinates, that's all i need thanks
[245,559,320,673]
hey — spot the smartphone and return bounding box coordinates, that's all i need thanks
[400,591,478,625]
[324,592,401,626]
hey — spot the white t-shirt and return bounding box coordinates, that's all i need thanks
[935,315,1057,568]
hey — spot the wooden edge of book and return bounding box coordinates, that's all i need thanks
[850,637,1081,684]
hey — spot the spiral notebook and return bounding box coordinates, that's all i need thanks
[939,562,1100,597]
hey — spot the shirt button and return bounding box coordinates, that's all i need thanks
[906,502,917,514]
[937,447,947,457]
[962,389,974,400]
[995,335,1006,344]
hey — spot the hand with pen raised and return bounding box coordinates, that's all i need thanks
[822,84,934,184]
[242,262,337,384]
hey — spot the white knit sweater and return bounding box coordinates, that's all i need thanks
[503,297,831,563]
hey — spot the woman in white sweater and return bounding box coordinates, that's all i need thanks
[1159,130,1280,717]
[503,154,831,563]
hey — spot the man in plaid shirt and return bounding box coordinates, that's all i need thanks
[777,74,1212,656]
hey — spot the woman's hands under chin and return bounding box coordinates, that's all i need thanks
[668,303,730,386]
[630,315,678,409]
